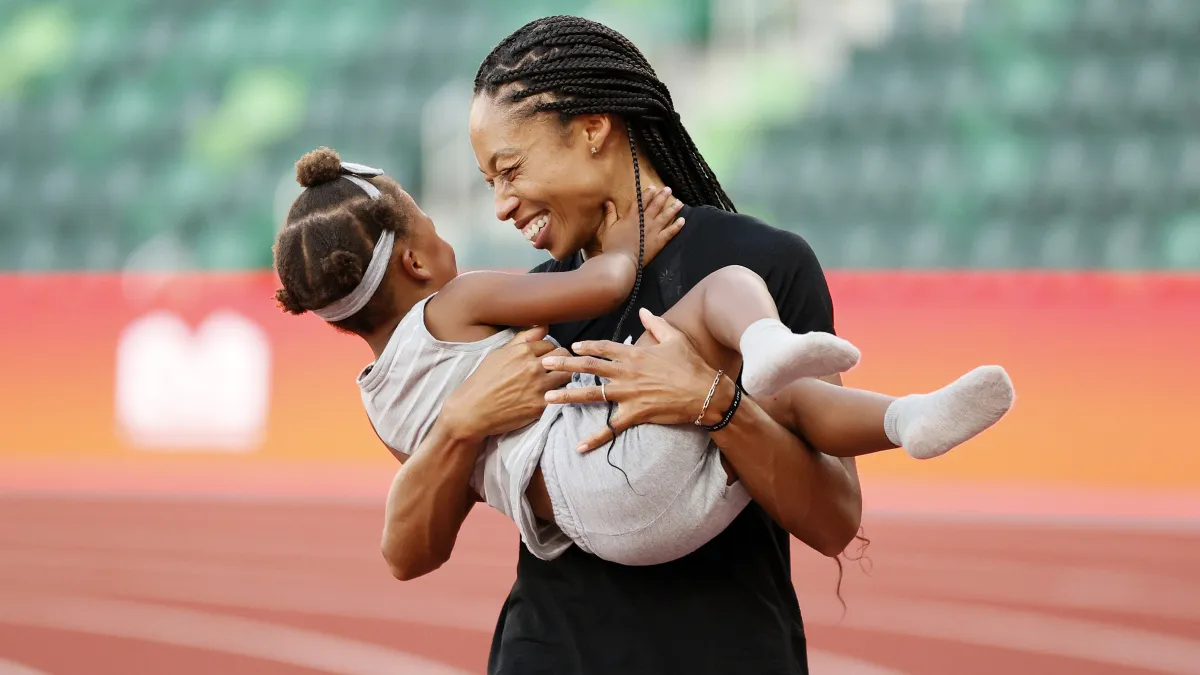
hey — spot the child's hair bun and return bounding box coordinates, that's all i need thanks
[295,147,344,188]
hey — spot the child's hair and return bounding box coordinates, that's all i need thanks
[272,147,412,335]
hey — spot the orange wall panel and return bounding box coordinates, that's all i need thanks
[3,272,1198,491]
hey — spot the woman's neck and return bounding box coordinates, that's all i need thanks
[582,158,667,260]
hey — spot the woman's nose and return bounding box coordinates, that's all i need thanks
[495,193,519,222]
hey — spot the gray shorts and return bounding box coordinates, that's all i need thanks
[537,374,751,566]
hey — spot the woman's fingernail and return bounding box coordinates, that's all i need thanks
[576,443,588,453]
[546,391,562,402]
[663,186,672,195]
[572,342,583,351]
[542,357,561,367]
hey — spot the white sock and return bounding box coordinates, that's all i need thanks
[739,318,861,398]
[883,365,1015,460]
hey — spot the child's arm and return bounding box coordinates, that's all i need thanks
[434,187,683,330]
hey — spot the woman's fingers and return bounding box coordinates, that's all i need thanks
[577,410,636,454]
[569,339,635,360]
[545,383,609,404]
[638,308,686,344]
[543,370,573,391]
[542,351,623,377]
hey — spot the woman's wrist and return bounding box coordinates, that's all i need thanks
[697,373,738,428]
[438,400,486,444]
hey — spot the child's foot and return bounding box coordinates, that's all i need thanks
[739,319,861,397]
[884,365,1015,460]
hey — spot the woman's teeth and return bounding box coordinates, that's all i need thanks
[523,215,549,242]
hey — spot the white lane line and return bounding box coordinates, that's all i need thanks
[808,650,909,675]
[810,597,1200,674]
[0,596,472,675]
[0,551,502,632]
[0,659,52,675]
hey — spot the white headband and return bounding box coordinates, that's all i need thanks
[312,162,394,323]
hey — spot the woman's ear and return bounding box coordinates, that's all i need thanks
[399,247,434,282]
[578,114,613,154]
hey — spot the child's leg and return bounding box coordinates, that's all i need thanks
[764,366,1015,460]
[641,265,1014,461]
[637,265,860,397]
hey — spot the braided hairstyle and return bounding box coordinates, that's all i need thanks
[475,15,738,342]
[273,147,411,336]
[476,16,738,483]
[475,15,734,214]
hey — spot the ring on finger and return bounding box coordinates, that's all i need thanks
[600,382,607,402]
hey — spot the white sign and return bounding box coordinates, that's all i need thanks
[114,310,271,451]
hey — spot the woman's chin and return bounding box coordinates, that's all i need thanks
[545,240,575,262]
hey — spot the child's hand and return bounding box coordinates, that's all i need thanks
[598,186,685,267]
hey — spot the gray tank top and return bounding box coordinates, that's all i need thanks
[356,294,571,557]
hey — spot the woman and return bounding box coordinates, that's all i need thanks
[383,16,862,675]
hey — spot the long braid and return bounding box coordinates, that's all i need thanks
[475,15,736,212]
[595,130,645,489]
[608,131,646,345]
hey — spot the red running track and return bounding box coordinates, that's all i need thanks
[1,475,1199,674]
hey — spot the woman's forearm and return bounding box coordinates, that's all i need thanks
[705,377,862,557]
[381,418,482,580]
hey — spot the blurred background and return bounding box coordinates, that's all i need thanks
[1,1,1198,674]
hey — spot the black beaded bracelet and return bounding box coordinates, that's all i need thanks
[697,381,742,432]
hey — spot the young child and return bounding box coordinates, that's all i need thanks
[273,147,1015,566]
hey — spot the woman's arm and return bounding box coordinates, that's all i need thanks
[427,189,683,335]
[380,327,572,580]
[540,311,862,556]
[381,420,483,580]
[699,371,861,556]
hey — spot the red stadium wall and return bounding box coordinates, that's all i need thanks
[3,272,1198,493]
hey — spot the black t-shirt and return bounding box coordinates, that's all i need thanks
[487,205,837,675]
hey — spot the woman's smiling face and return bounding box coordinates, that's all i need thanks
[469,94,618,261]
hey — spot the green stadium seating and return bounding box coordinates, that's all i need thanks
[0,0,1196,270]
[727,0,1200,268]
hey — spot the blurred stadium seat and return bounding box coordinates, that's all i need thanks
[1,0,1197,271]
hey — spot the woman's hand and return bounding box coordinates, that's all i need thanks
[540,308,731,452]
[441,326,573,441]
[595,186,684,267]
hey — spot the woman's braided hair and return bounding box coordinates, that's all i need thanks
[474,15,735,214]
[475,16,740,487]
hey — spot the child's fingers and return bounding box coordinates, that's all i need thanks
[656,217,685,242]
[665,197,684,219]
[643,185,671,217]
[601,200,619,227]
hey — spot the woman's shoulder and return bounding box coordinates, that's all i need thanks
[682,206,834,334]
[681,205,823,274]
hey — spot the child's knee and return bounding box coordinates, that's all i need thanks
[712,264,765,290]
